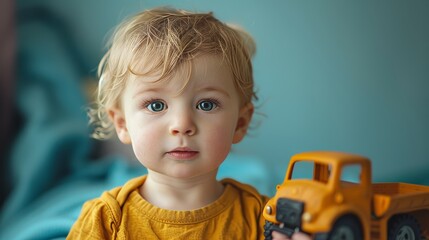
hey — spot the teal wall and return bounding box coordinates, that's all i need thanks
[20,0,429,187]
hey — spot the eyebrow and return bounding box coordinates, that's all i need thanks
[197,87,231,98]
[132,87,164,98]
[132,86,231,99]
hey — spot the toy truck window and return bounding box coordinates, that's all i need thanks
[340,164,362,187]
[291,160,331,184]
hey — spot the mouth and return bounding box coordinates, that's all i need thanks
[166,147,199,160]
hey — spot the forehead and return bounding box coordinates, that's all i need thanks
[126,54,236,94]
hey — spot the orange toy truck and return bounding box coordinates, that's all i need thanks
[263,151,429,240]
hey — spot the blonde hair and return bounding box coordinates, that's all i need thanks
[89,7,257,139]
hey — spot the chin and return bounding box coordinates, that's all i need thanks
[170,172,201,179]
[167,169,207,180]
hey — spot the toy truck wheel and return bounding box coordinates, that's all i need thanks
[264,220,274,240]
[388,214,421,240]
[328,215,362,240]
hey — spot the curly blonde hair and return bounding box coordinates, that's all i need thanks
[89,7,257,139]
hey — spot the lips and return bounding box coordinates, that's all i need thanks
[167,147,199,160]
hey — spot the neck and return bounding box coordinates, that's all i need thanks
[139,170,224,211]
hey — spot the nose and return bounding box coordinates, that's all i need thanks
[169,110,197,136]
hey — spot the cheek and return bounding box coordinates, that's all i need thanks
[127,120,162,162]
[203,118,237,158]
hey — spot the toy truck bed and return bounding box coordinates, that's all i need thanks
[372,182,429,218]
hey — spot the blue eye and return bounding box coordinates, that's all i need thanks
[147,100,166,112]
[197,100,217,111]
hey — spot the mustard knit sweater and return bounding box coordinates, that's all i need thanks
[67,176,268,239]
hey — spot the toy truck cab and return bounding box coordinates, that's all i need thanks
[263,151,372,240]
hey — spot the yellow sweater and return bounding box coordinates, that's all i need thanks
[67,176,269,239]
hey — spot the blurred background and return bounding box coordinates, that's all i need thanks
[1,0,428,238]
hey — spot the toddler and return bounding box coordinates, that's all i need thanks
[67,7,309,240]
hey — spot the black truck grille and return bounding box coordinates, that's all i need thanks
[276,198,304,228]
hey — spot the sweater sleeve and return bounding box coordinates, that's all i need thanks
[67,191,121,240]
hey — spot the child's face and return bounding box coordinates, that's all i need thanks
[109,55,253,179]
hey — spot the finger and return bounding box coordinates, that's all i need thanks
[291,232,312,240]
[271,231,291,240]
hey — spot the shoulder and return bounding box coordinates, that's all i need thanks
[218,178,269,238]
[108,175,146,206]
[67,193,120,239]
[67,176,146,239]
[96,175,147,215]
[221,178,269,206]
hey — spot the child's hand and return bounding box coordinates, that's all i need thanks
[272,231,312,240]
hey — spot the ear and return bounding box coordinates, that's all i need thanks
[233,103,254,144]
[108,108,131,144]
